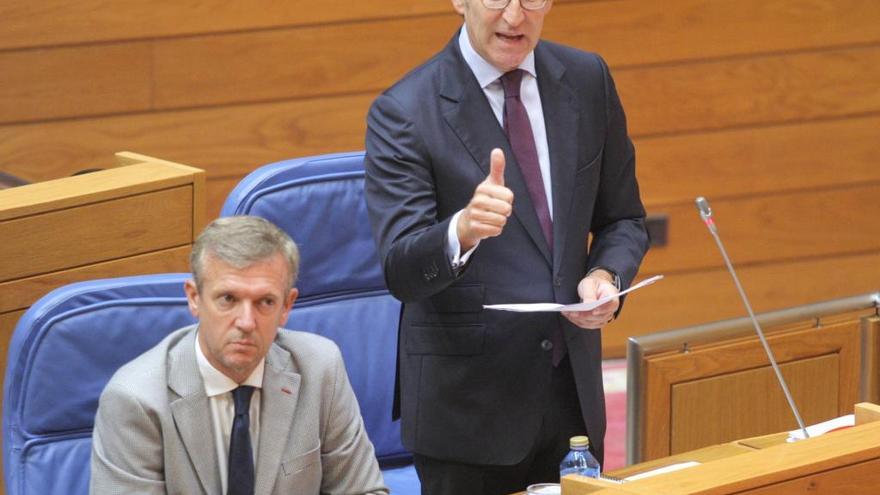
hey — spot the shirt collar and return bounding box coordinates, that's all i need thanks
[457,25,536,89]
[195,330,265,398]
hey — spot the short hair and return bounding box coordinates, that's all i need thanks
[190,216,300,291]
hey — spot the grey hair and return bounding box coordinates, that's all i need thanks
[190,216,300,291]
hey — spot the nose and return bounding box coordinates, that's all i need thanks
[502,0,526,26]
[235,302,257,332]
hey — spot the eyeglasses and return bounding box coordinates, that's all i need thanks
[481,0,549,11]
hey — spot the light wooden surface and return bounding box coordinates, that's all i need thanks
[855,401,880,425]
[638,318,863,461]
[1,0,879,359]
[566,410,880,494]
[861,318,880,404]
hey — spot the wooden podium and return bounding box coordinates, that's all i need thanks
[563,403,880,494]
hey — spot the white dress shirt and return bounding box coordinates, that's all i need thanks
[195,333,264,495]
[448,25,553,267]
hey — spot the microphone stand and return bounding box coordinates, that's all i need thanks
[695,196,810,440]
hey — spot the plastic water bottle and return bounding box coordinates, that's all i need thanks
[559,435,600,479]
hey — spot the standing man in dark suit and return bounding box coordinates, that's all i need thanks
[364,0,649,493]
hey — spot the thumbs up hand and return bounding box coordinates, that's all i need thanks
[456,148,515,252]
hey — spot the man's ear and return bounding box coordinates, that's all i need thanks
[451,0,467,16]
[279,288,298,327]
[183,279,200,318]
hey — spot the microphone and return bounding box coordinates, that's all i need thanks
[694,196,809,440]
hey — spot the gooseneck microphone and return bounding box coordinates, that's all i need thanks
[694,196,809,440]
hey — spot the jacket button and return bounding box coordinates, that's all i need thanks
[540,339,553,351]
[554,277,562,287]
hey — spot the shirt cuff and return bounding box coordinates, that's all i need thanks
[447,210,479,271]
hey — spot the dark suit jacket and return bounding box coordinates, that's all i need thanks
[364,33,649,466]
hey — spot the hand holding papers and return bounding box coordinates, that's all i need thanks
[483,275,663,312]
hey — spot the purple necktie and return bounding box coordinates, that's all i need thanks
[500,69,553,252]
[501,70,565,366]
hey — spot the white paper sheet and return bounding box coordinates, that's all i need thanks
[483,275,663,313]
[623,461,700,481]
[787,414,854,441]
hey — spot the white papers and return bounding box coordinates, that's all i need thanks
[787,414,854,441]
[623,461,700,481]
[483,275,663,313]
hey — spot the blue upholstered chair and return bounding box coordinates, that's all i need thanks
[221,151,420,493]
[2,273,196,495]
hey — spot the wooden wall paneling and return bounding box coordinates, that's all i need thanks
[618,46,880,137]
[636,115,880,206]
[0,42,153,124]
[0,0,455,51]
[2,105,879,222]
[7,0,868,124]
[607,251,880,356]
[643,320,860,460]
[0,94,374,186]
[641,183,880,274]
[546,0,880,67]
[151,14,461,109]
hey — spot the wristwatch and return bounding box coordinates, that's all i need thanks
[587,267,621,290]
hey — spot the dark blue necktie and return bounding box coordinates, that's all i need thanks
[228,386,255,495]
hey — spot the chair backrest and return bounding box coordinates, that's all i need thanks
[2,273,196,495]
[221,151,407,465]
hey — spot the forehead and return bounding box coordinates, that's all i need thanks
[200,254,290,294]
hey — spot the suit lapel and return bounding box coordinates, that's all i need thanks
[168,329,222,495]
[438,37,553,266]
[254,342,300,495]
[535,43,581,276]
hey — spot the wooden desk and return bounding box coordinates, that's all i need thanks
[564,403,880,494]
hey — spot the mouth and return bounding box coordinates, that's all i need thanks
[496,32,525,43]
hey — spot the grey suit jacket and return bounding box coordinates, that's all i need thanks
[90,325,387,495]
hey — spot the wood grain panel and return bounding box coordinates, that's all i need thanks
[152,14,459,108]
[743,458,880,495]
[606,251,880,357]
[863,318,880,404]
[0,309,25,380]
[637,115,880,206]
[671,355,839,454]
[0,42,152,124]
[0,187,193,280]
[151,24,880,127]
[0,246,191,314]
[545,0,880,67]
[0,93,374,184]
[618,45,880,137]
[0,161,204,221]
[0,0,454,50]
[3,97,880,218]
[641,183,880,274]
[644,320,860,459]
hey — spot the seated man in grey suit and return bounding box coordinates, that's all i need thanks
[90,216,388,495]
